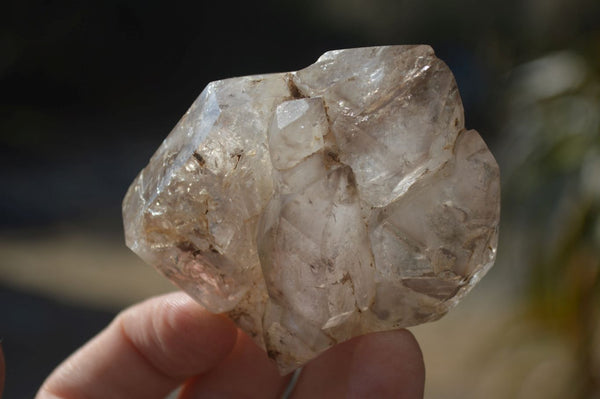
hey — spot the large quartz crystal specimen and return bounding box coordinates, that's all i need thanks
[123,45,500,374]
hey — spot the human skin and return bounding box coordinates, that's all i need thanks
[34,292,424,399]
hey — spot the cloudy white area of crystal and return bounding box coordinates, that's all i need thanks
[122,45,500,374]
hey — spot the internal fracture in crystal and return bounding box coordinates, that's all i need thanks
[122,45,501,374]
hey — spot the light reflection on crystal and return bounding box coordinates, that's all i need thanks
[123,45,500,374]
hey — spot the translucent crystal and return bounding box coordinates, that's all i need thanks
[122,45,501,374]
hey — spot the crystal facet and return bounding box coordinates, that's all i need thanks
[123,45,500,374]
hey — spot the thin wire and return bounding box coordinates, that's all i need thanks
[281,367,303,399]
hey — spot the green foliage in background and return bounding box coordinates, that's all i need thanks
[501,46,600,397]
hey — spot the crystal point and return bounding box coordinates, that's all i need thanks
[123,45,500,374]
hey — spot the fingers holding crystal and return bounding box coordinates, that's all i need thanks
[290,329,425,399]
[37,292,238,399]
[178,330,291,399]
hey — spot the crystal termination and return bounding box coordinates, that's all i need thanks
[123,45,501,374]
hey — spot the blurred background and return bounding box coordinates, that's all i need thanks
[1,0,599,397]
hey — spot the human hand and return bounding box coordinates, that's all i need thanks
[36,292,424,398]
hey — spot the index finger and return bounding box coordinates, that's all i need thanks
[36,292,238,399]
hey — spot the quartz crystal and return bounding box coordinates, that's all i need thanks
[123,45,500,374]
